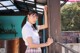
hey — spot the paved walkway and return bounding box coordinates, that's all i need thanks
[62,43,80,53]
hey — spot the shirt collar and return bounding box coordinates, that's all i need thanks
[26,21,32,27]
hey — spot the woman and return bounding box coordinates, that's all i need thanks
[22,5,53,53]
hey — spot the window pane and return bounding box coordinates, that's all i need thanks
[0,1,13,6]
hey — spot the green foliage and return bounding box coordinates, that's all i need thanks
[61,2,80,31]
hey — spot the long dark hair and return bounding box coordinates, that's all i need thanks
[21,16,27,28]
[21,11,38,30]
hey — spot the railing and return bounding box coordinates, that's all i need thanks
[56,42,79,53]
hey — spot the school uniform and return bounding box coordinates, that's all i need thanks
[22,21,42,53]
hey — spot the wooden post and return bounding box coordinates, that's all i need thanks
[13,38,19,53]
[19,38,26,53]
[7,38,19,53]
[47,0,62,53]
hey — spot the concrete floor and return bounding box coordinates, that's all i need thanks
[62,43,80,53]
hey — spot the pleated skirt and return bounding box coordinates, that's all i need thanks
[25,47,42,53]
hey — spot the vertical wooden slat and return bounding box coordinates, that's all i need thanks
[0,40,4,48]
[19,38,26,53]
[7,38,19,53]
[13,38,19,53]
[47,0,62,53]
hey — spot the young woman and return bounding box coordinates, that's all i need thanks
[22,5,53,53]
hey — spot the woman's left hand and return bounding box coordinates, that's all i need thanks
[44,5,48,12]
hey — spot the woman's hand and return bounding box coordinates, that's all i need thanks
[44,5,48,13]
[46,38,53,46]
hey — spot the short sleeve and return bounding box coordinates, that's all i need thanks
[22,26,32,39]
[36,25,40,32]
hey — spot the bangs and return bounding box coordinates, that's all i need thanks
[28,10,38,16]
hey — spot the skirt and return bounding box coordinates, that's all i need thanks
[25,47,42,53]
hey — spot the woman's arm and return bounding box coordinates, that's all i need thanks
[26,37,53,48]
[38,5,48,30]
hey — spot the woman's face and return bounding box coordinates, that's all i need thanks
[28,14,38,24]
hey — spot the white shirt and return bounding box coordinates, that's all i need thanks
[22,21,40,46]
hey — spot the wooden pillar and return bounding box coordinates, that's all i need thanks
[7,38,19,53]
[19,38,26,53]
[13,38,19,53]
[47,0,62,53]
[0,40,4,48]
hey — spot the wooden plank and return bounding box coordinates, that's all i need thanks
[7,38,19,53]
[19,38,26,53]
[0,40,4,48]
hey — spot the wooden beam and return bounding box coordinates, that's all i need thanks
[47,0,62,53]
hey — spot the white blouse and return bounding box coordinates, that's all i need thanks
[22,21,40,46]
